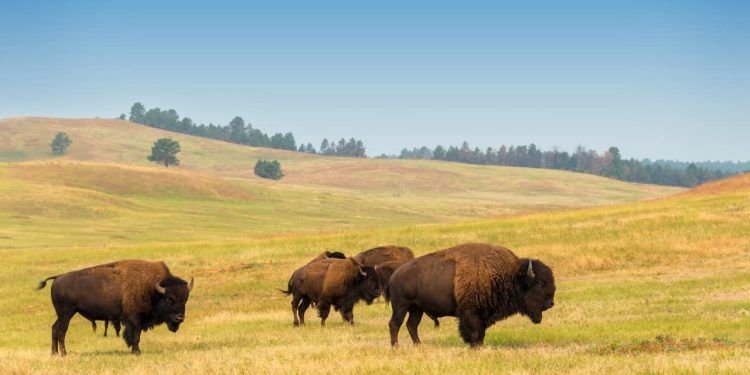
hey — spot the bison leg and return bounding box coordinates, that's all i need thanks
[91,320,97,333]
[50,319,59,355]
[291,294,302,326]
[51,305,75,357]
[406,306,424,345]
[317,304,331,326]
[388,304,408,347]
[113,320,121,337]
[55,312,74,357]
[342,309,354,325]
[297,298,311,325]
[104,320,109,337]
[458,312,485,348]
[123,319,143,354]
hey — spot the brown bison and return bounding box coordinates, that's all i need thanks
[386,243,556,347]
[282,257,380,326]
[37,259,193,356]
[353,246,414,267]
[376,260,441,328]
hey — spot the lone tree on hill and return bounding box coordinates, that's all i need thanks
[254,159,284,180]
[50,132,72,155]
[147,138,181,167]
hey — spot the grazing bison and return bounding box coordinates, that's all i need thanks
[89,319,122,337]
[386,243,556,347]
[37,259,193,356]
[353,246,414,267]
[376,260,441,328]
[282,257,380,326]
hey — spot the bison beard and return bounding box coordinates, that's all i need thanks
[387,243,556,347]
[37,260,193,356]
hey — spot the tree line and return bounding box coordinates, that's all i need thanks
[397,143,732,187]
[126,103,366,157]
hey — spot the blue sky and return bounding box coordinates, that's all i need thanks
[1,0,748,160]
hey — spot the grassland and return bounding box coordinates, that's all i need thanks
[0,117,680,250]
[0,172,748,374]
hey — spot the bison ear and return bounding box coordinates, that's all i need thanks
[188,277,194,291]
[155,282,166,295]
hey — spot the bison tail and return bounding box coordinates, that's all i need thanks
[35,275,60,290]
[279,277,294,295]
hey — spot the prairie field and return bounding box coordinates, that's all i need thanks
[0,118,747,374]
[0,169,748,374]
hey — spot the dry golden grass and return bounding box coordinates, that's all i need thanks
[0,174,747,374]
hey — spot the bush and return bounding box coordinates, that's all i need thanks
[254,160,284,180]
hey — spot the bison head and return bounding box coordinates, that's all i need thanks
[515,259,555,324]
[354,266,381,304]
[154,277,194,332]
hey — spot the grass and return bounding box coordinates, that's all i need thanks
[0,173,748,374]
[0,117,680,249]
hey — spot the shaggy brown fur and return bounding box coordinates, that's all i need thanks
[282,258,380,326]
[387,243,556,347]
[442,243,521,314]
[37,259,193,356]
[353,246,415,267]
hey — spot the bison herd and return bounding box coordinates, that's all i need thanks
[37,243,555,356]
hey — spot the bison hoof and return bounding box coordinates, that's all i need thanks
[132,349,141,355]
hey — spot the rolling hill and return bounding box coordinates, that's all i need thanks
[0,117,682,249]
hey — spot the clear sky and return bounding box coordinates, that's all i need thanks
[1,0,748,160]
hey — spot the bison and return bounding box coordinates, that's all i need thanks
[353,246,414,267]
[282,257,380,326]
[386,243,556,347]
[37,259,193,356]
[376,260,441,328]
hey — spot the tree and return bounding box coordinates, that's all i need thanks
[147,138,181,167]
[129,102,145,122]
[228,116,247,144]
[50,132,72,155]
[118,113,126,120]
[254,159,284,180]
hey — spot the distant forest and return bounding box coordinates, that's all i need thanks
[123,102,743,188]
[395,143,737,187]
[643,159,750,174]
[125,103,366,157]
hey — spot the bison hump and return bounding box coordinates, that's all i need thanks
[441,243,519,311]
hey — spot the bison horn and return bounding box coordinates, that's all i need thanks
[527,260,535,279]
[155,282,166,295]
[359,267,367,277]
[188,277,194,291]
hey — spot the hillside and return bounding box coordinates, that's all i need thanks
[0,117,682,249]
[0,170,747,373]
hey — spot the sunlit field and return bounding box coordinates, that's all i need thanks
[1,173,748,374]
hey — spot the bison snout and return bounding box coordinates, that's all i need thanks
[175,314,185,322]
